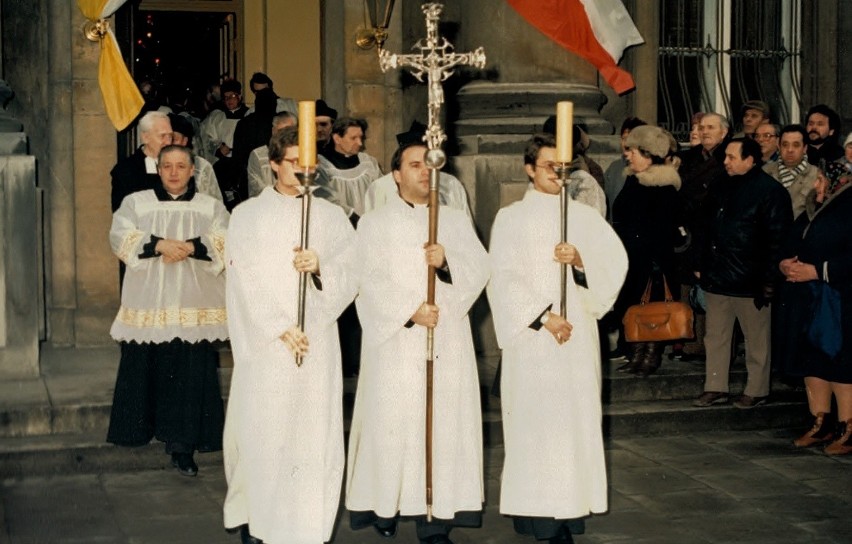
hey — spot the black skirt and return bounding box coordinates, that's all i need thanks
[773,282,852,384]
[107,339,224,451]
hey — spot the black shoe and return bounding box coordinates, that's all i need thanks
[239,525,263,544]
[548,527,575,544]
[374,519,397,538]
[420,535,453,544]
[171,452,198,477]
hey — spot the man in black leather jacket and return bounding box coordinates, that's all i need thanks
[692,137,793,409]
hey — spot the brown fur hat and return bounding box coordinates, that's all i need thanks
[624,125,671,160]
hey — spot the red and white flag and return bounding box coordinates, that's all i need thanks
[507,0,644,95]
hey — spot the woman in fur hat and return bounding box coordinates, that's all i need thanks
[611,125,682,377]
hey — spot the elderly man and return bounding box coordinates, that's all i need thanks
[753,122,780,163]
[674,112,731,360]
[763,124,818,218]
[735,100,770,138]
[246,111,297,198]
[107,144,229,478]
[693,138,792,409]
[111,111,173,212]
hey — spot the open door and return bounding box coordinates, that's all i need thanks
[114,0,243,159]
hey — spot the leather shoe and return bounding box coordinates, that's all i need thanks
[733,394,767,409]
[420,535,453,544]
[239,525,263,544]
[171,452,198,477]
[373,519,397,538]
[794,412,835,447]
[548,527,575,544]
[693,391,729,407]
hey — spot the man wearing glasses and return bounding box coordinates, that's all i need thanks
[488,133,627,544]
[752,123,780,163]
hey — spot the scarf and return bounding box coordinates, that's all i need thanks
[776,156,809,188]
[823,161,850,198]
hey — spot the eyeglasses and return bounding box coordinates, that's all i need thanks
[534,162,558,174]
[223,92,239,100]
[752,133,777,141]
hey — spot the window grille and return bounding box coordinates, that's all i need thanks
[658,0,802,142]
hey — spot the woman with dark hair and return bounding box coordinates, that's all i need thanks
[611,125,682,377]
[775,161,852,455]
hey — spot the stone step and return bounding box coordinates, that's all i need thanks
[0,357,806,438]
[0,393,810,479]
[0,346,811,476]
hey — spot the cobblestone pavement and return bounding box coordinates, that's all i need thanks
[2,429,851,543]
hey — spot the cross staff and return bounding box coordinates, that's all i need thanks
[379,2,486,150]
[376,2,485,522]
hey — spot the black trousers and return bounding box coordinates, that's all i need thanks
[107,340,224,453]
[350,510,481,540]
[512,515,586,540]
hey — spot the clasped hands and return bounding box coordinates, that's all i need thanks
[779,256,818,283]
[156,239,194,263]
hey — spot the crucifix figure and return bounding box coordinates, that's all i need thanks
[379,2,486,150]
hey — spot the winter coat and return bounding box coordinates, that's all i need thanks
[773,184,852,381]
[696,165,793,298]
[675,140,730,282]
[763,160,820,220]
[611,163,681,313]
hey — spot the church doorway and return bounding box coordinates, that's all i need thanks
[115,0,243,157]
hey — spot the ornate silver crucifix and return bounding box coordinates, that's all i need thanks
[379,2,486,151]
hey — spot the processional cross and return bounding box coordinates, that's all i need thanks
[377,2,486,521]
[379,2,486,151]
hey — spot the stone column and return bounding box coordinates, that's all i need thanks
[321,0,403,170]
[0,91,39,377]
[71,7,121,346]
[445,2,621,390]
[45,0,77,346]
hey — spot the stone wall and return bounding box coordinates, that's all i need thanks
[2,1,118,348]
[0,155,39,377]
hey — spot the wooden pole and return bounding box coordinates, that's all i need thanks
[425,161,440,521]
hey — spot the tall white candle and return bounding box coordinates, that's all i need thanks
[556,101,573,163]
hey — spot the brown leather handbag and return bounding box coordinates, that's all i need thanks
[622,275,694,342]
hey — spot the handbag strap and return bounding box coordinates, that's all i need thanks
[640,274,675,304]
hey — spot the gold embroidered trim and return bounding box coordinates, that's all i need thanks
[117,231,145,263]
[210,230,226,261]
[116,306,227,328]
